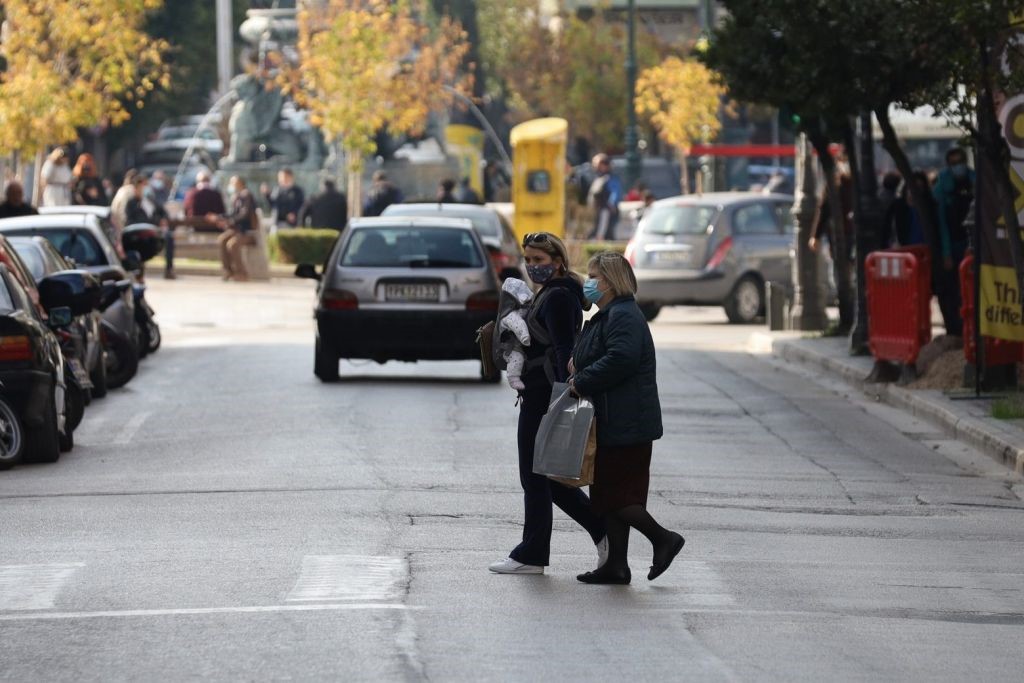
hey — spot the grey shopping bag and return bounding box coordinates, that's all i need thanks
[533,382,595,479]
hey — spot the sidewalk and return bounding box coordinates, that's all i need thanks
[752,332,1024,474]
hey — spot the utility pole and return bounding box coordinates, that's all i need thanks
[216,0,234,96]
[624,0,641,188]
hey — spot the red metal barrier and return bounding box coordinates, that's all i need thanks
[959,254,1024,366]
[866,249,932,365]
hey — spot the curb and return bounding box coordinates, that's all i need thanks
[763,334,1024,475]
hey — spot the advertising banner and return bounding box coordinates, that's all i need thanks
[979,16,1024,341]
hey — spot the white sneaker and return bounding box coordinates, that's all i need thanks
[488,557,544,574]
[596,536,609,570]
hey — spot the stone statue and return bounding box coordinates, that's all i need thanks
[226,72,325,169]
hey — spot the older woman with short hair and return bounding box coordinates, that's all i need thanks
[570,252,684,584]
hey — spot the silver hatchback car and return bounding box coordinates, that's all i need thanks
[295,217,500,382]
[627,192,794,323]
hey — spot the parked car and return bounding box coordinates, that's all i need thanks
[381,203,525,281]
[8,236,107,399]
[626,192,795,324]
[39,205,117,246]
[0,249,74,468]
[294,217,500,382]
[0,214,141,387]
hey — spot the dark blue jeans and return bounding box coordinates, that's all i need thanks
[510,387,605,566]
[164,229,175,271]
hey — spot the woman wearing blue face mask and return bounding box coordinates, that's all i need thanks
[489,232,608,576]
[570,252,684,585]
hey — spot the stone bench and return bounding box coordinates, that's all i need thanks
[174,214,271,281]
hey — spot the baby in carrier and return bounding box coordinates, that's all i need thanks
[497,278,534,391]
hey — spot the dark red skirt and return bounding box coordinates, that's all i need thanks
[589,441,653,514]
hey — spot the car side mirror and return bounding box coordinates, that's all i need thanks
[48,306,73,328]
[38,270,101,316]
[294,263,321,281]
[121,250,142,273]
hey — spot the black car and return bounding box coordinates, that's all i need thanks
[9,236,107,399]
[0,263,68,469]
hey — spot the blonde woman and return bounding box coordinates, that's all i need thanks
[489,232,608,575]
[569,252,684,584]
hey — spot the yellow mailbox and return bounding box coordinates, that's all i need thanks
[509,117,568,240]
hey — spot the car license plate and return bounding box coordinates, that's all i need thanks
[655,250,691,265]
[67,359,93,388]
[385,283,440,302]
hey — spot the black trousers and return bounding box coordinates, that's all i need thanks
[510,388,605,566]
[935,242,967,337]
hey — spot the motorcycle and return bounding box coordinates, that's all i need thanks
[98,280,138,389]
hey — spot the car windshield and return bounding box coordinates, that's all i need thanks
[0,275,14,314]
[642,205,718,235]
[3,229,108,267]
[9,242,45,280]
[341,227,483,268]
[382,207,501,239]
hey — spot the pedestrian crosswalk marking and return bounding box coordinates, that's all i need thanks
[679,560,735,607]
[287,555,407,603]
[0,563,84,611]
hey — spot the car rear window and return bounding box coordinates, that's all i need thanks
[341,227,483,268]
[10,242,45,280]
[0,276,14,314]
[642,205,717,235]
[382,207,502,239]
[4,229,106,266]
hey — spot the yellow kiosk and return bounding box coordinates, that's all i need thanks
[509,117,568,241]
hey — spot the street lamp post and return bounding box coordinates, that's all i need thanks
[624,0,641,188]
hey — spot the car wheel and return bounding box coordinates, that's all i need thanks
[64,380,86,434]
[90,349,109,399]
[724,275,764,324]
[105,329,139,389]
[314,337,339,382]
[146,321,161,353]
[0,397,25,470]
[639,302,662,322]
[26,387,60,464]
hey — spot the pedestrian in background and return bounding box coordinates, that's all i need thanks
[489,232,607,576]
[72,153,106,206]
[298,178,347,231]
[0,181,38,219]
[453,177,481,204]
[483,160,510,203]
[570,252,684,585]
[587,153,623,241]
[884,171,935,249]
[261,168,304,230]
[149,170,171,207]
[931,148,974,337]
[809,169,855,261]
[110,169,139,246]
[437,178,458,204]
[362,170,403,217]
[216,175,258,282]
[40,148,73,207]
[184,171,226,229]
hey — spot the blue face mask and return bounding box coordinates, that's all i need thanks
[583,278,603,304]
[526,264,557,285]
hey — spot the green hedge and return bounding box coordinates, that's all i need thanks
[578,242,627,268]
[270,228,341,264]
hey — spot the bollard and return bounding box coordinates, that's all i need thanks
[766,281,791,331]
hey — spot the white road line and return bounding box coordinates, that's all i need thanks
[287,555,408,603]
[113,411,152,445]
[0,603,417,621]
[679,560,735,607]
[0,563,85,610]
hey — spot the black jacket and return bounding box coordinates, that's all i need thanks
[572,295,663,447]
[522,277,585,392]
[299,189,348,230]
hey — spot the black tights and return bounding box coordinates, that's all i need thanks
[603,504,672,570]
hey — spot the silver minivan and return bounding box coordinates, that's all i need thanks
[295,217,500,382]
[627,192,794,323]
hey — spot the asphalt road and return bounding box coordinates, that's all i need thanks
[1,277,1022,682]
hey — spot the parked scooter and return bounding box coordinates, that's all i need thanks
[134,282,160,358]
[97,279,138,389]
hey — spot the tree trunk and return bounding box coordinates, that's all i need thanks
[875,107,939,253]
[789,133,828,330]
[807,126,854,334]
[846,114,882,355]
[346,153,363,219]
[679,150,690,195]
[31,149,46,207]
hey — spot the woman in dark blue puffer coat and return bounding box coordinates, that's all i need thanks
[570,252,685,585]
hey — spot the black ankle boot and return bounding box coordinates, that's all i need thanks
[648,532,685,581]
[577,565,631,585]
